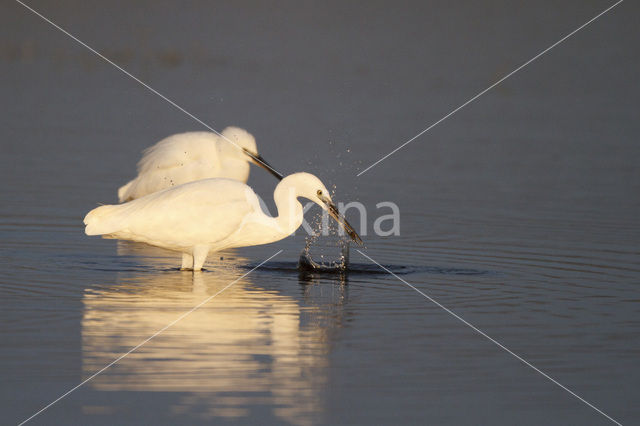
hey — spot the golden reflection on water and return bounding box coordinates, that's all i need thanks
[82,248,345,425]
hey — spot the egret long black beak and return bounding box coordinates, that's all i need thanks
[243,148,284,181]
[319,195,364,246]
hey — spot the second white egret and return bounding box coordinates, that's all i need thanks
[117,126,283,202]
[85,172,363,271]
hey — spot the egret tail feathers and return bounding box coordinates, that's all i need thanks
[84,204,126,236]
[117,179,135,203]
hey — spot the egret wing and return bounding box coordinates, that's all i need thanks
[136,132,221,174]
[118,132,223,201]
[104,179,257,249]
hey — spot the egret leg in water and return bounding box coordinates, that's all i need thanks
[181,253,194,270]
[84,173,363,271]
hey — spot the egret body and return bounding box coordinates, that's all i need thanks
[85,173,362,271]
[117,127,282,202]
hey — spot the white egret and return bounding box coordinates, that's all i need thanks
[85,172,363,271]
[117,126,283,202]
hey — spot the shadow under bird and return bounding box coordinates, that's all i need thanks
[117,126,283,202]
[85,172,363,271]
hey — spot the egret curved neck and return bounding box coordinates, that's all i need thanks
[273,182,304,236]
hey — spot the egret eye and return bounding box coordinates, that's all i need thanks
[317,189,323,197]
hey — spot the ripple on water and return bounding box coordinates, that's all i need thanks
[251,260,493,277]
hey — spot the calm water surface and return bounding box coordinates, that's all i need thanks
[2,1,639,425]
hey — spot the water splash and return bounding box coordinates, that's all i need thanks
[298,238,350,272]
[297,202,351,273]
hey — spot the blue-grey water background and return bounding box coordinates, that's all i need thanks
[2,1,639,424]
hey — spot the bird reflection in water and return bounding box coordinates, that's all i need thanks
[82,248,347,425]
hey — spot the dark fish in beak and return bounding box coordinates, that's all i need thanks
[243,148,284,180]
[320,195,364,246]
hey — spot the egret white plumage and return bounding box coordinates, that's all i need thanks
[85,172,363,271]
[117,126,283,202]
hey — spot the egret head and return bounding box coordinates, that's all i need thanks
[221,127,283,180]
[286,173,364,246]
